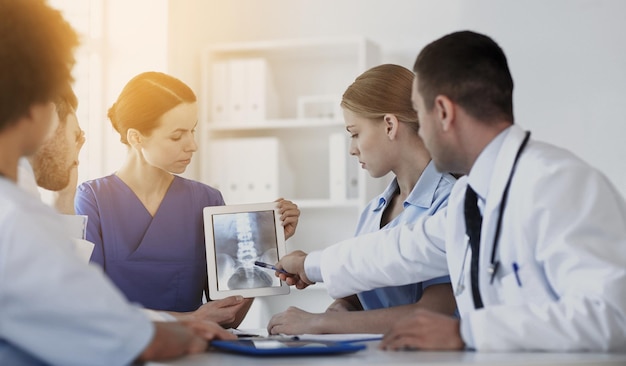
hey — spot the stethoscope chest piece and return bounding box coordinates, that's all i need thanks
[455,244,471,296]
[454,282,465,296]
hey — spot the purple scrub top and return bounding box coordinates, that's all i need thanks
[76,174,224,312]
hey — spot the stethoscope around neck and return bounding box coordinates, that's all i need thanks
[455,130,531,296]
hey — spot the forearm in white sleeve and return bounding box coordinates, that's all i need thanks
[319,213,449,299]
[303,250,323,283]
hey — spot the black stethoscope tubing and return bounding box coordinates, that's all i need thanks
[488,130,531,283]
[456,130,531,295]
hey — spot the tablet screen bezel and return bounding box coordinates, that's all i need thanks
[203,202,290,299]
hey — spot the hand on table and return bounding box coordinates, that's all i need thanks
[267,306,325,335]
[184,319,237,343]
[137,320,236,361]
[173,296,254,329]
[267,306,324,335]
[380,308,464,351]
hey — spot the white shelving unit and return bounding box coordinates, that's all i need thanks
[198,36,390,328]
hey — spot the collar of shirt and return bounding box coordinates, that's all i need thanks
[372,160,442,212]
[467,126,512,209]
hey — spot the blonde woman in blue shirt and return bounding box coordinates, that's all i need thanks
[268,64,457,335]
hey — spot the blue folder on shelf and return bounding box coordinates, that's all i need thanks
[210,339,367,356]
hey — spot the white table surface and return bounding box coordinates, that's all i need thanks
[147,341,626,366]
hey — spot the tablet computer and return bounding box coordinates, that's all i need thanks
[203,202,290,300]
[210,339,367,356]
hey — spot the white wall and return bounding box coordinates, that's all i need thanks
[99,0,169,176]
[168,0,626,197]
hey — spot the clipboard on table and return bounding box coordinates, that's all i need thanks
[210,338,367,356]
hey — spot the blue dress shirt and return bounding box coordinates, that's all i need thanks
[355,161,455,310]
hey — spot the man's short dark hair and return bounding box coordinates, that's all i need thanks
[0,0,79,132]
[413,30,514,123]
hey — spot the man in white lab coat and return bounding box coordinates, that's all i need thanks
[19,85,85,214]
[17,86,96,262]
[273,30,626,351]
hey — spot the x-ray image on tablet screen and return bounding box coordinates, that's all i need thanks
[204,202,289,299]
[213,210,280,290]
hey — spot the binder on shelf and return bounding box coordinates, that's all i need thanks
[246,58,279,122]
[328,132,359,201]
[205,137,293,204]
[228,58,248,123]
[204,140,232,197]
[212,57,279,124]
[211,61,230,123]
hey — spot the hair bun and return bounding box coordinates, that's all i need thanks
[107,102,118,131]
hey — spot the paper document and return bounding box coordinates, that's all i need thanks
[296,333,383,343]
[59,214,94,263]
[61,214,88,239]
[229,328,382,343]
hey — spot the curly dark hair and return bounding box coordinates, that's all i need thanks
[0,0,79,131]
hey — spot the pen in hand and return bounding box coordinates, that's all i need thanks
[254,261,290,275]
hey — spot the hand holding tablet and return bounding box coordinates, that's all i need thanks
[274,250,315,289]
[204,202,291,300]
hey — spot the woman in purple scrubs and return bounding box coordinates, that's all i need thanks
[76,72,299,327]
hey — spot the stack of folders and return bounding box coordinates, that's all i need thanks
[211,57,279,124]
[328,132,359,202]
[205,137,294,205]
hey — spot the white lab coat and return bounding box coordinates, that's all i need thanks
[17,158,96,263]
[0,179,154,366]
[317,125,626,351]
